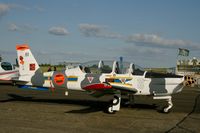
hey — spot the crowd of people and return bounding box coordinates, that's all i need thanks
[47,66,57,72]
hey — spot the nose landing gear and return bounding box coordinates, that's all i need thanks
[107,93,121,114]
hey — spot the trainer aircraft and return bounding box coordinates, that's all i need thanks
[14,44,184,113]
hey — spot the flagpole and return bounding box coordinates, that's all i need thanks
[177,48,190,75]
[176,49,179,75]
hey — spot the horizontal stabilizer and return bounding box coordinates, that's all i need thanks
[12,77,29,84]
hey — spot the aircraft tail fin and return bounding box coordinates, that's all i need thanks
[16,44,41,82]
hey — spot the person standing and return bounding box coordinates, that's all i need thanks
[47,66,52,72]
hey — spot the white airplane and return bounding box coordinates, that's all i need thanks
[14,44,184,113]
[0,61,19,83]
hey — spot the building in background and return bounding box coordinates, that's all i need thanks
[176,57,200,75]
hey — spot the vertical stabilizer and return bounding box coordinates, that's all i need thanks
[16,44,41,82]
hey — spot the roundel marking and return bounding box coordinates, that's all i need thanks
[54,73,65,86]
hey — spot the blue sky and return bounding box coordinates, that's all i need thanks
[0,0,200,67]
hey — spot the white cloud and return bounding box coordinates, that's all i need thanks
[10,3,30,10]
[0,3,10,18]
[120,46,176,67]
[8,23,19,31]
[0,3,31,20]
[79,24,200,50]
[79,23,122,39]
[0,3,43,20]
[126,33,200,49]
[48,27,69,36]
[8,23,38,33]
[123,45,163,57]
[79,23,200,50]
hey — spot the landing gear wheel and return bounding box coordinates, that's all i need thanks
[162,107,171,113]
[154,96,173,113]
[106,92,121,114]
[107,106,115,114]
[113,96,119,105]
[162,97,173,113]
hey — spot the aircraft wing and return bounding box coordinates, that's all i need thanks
[83,82,137,97]
[11,78,49,91]
[109,82,138,93]
[0,78,13,84]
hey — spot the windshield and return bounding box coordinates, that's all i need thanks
[115,61,131,74]
[131,64,145,76]
[80,60,114,74]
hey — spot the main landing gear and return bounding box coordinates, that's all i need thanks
[124,94,135,107]
[107,93,121,114]
[163,97,173,113]
[154,95,173,113]
[107,93,173,113]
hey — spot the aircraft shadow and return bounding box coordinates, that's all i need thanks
[1,94,108,113]
[125,103,158,110]
[66,103,158,114]
[1,94,159,114]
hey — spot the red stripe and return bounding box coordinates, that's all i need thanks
[83,83,112,90]
[0,70,18,76]
[0,78,11,81]
[16,44,29,51]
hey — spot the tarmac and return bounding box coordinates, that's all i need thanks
[0,85,200,133]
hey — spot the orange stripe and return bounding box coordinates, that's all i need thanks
[16,44,29,51]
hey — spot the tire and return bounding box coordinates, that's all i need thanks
[113,96,119,105]
[107,106,115,114]
[162,107,171,114]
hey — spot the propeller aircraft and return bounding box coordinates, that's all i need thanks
[14,44,184,113]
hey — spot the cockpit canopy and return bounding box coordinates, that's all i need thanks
[131,64,145,76]
[0,62,13,71]
[77,60,145,75]
[80,60,113,74]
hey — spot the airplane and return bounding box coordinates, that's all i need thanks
[0,60,19,84]
[14,44,184,113]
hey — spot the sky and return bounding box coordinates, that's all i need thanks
[0,0,200,68]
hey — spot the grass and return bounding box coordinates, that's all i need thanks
[40,65,65,72]
[145,68,168,73]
